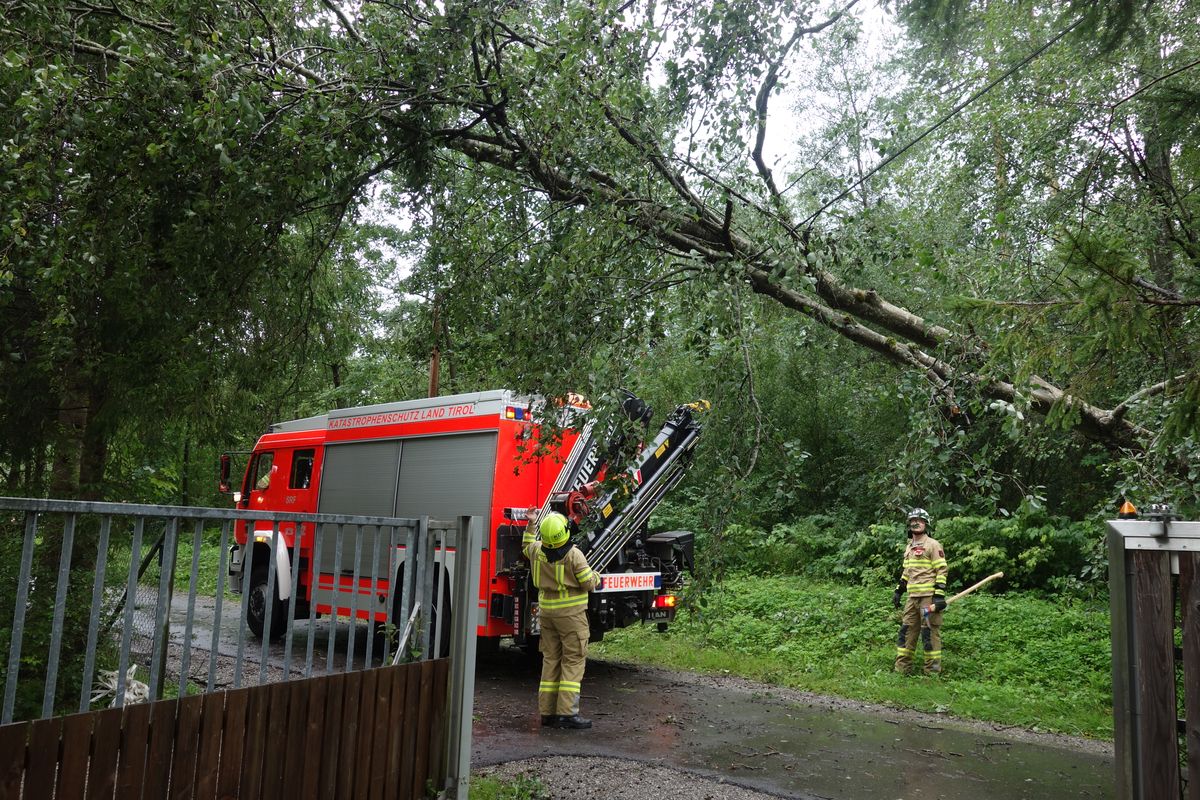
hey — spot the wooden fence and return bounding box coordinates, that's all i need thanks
[1108,517,1200,800]
[0,659,448,800]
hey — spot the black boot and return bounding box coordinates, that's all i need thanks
[541,715,561,727]
[558,714,592,729]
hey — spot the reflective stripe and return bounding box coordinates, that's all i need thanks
[558,681,581,692]
[906,583,936,592]
[539,681,559,692]
[576,567,594,582]
[924,650,942,658]
[540,594,588,609]
[896,647,914,656]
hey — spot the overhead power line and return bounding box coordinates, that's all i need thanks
[801,14,1087,228]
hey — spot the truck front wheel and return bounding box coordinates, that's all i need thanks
[247,564,288,642]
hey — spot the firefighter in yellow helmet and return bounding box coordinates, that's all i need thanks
[893,508,948,675]
[523,510,601,728]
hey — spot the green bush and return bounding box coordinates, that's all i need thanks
[703,510,1107,597]
[930,511,1102,594]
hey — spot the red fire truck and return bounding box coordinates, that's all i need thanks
[219,389,706,650]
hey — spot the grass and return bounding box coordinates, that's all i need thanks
[170,527,240,600]
[101,526,240,600]
[591,575,1114,740]
[469,774,547,800]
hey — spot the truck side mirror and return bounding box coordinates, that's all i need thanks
[219,454,232,494]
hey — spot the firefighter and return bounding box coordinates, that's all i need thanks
[523,510,601,729]
[892,508,948,675]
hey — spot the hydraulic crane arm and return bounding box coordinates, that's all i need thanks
[557,400,708,571]
[535,389,653,523]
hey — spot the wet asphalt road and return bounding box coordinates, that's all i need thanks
[471,648,1114,800]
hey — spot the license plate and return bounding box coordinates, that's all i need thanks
[646,609,672,621]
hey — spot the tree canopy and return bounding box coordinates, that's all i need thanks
[2,0,1198,518]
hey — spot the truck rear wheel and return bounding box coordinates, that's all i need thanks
[247,564,288,642]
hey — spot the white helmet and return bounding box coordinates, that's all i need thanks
[907,507,932,525]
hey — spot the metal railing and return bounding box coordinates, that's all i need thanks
[0,497,481,795]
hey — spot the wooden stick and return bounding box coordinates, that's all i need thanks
[946,572,1004,605]
[925,572,1003,616]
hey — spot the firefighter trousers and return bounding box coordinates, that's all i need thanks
[538,608,590,716]
[895,596,943,674]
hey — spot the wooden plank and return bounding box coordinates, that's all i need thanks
[397,664,420,800]
[85,707,123,800]
[215,688,250,800]
[0,722,29,800]
[336,670,363,800]
[28,716,64,800]
[318,673,347,800]
[56,712,95,800]
[383,666,409,800]
[169,695,205,800]
[141,698,179,800]
[353,669,379,800]
[1182,553,1200,800]
[281,678,311,800]
[368,667,394,800]
[410,661,434,800]
[192,692,225,800]
[260,681,291,800]
[427,659,449,792]
[1130,550,1181,798]
[299,674,329,800]
[238,683,270,800]
[114,703,152,800]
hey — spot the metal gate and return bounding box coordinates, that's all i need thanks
[0,498,480,799]
[1108,516,1200,800]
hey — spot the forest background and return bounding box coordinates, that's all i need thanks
[1,0,1198,733]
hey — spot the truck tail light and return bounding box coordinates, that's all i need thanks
[654,594,676,609]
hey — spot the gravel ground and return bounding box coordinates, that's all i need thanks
[480,755,786,800]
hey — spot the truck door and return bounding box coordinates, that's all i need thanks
[279,447,316,545]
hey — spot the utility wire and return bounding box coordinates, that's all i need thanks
[800,14,1087,228]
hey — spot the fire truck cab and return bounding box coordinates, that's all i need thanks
[221,389,703,650]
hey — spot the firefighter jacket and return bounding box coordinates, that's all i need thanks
[523,532,601,618]
[901,534,948,598]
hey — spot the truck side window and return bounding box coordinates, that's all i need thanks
[253,452,275,490]
[290,449,315,489]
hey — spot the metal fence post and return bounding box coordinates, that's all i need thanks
[1109,518,1200,800]
[3,512,38,724]
[445,515,481,799]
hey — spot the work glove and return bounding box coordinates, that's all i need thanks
[892,579,907,609]
[930,594,947,613]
